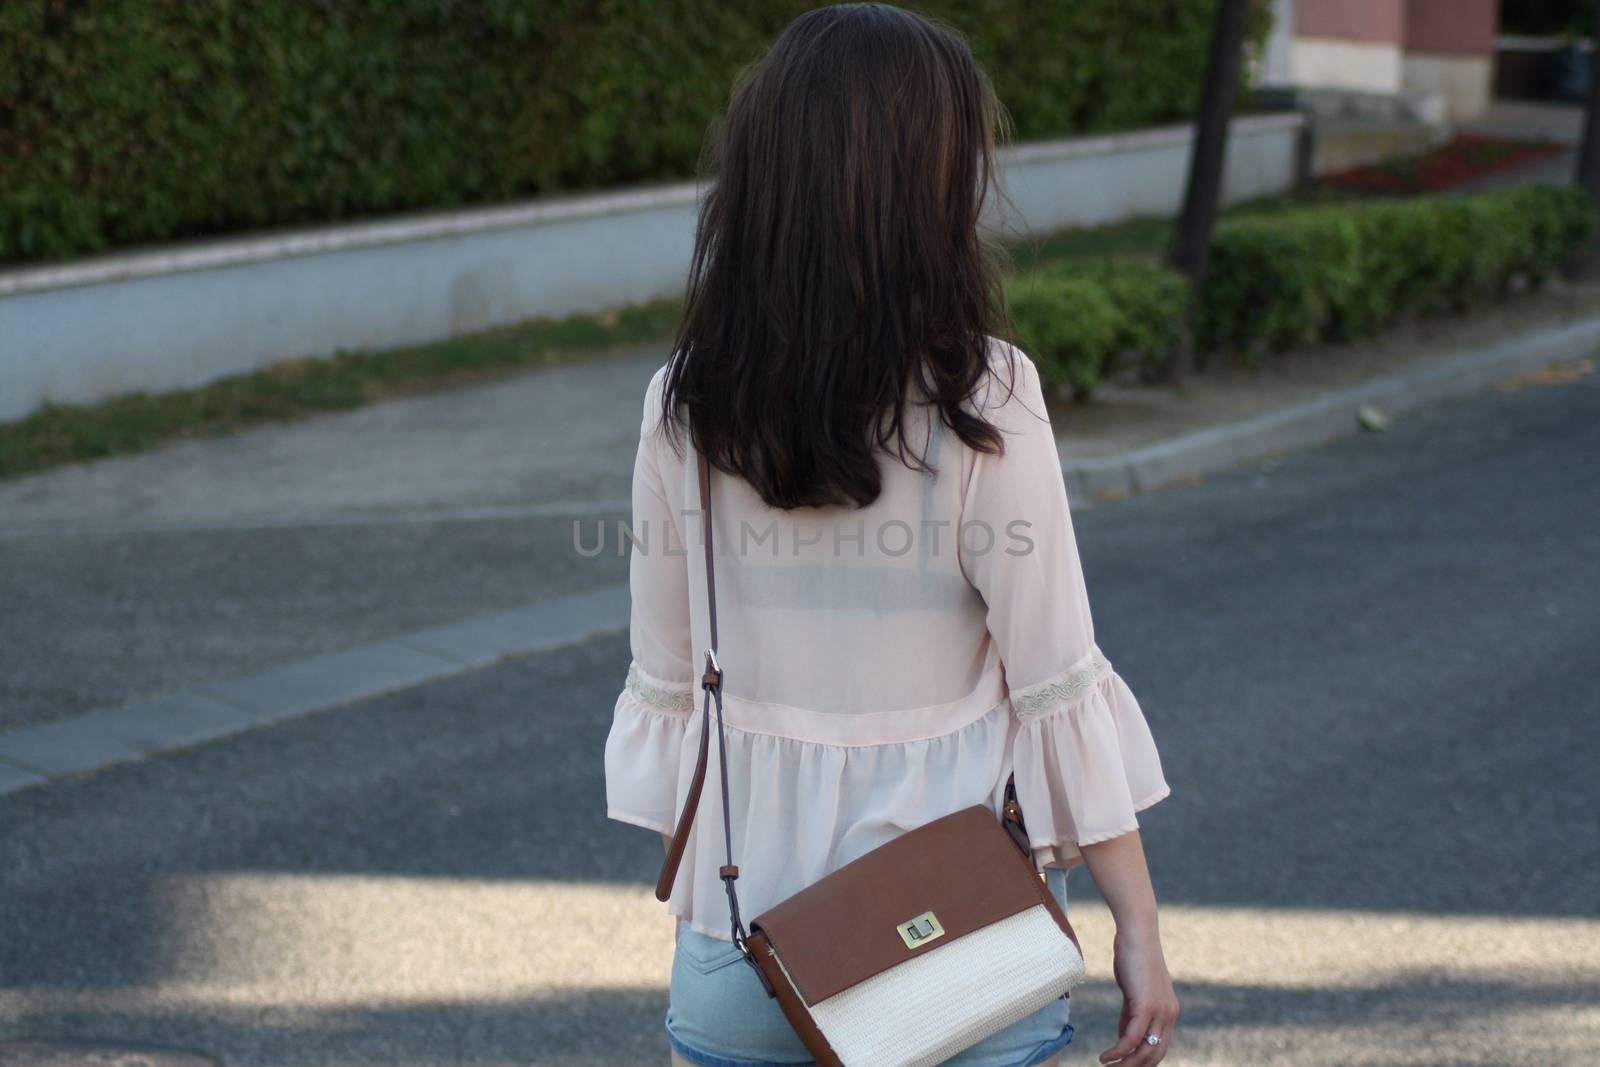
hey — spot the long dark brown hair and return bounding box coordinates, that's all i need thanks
[659,2,1021,511]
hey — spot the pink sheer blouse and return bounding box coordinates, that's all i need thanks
[603,337,1170,942]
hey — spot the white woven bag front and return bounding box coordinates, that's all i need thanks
[766,901,1086,1067]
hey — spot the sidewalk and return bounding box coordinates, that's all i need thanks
[2,272,1598,793]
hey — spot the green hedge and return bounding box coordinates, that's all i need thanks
[0,0,1270,264]
[1006,261,1187,398]
[1198,184,1599,359]
[1009,185,1600,397]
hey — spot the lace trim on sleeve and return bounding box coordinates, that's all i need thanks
[1008,645,1113,721]
[625,661,696,715]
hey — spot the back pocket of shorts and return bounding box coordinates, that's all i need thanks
[676,931,748,975]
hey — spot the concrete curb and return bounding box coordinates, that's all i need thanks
[1062,314,1600,504]
[0,584,629,797]
[3,313,1596,799]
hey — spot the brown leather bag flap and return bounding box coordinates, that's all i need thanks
[747,804,1049,1005]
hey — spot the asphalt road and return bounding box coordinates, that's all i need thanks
[0,348,655,731]
[2,361,1596,1066]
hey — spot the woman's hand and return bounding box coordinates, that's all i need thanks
[1100,925,1179,1065]
[1072,830,1179,1065]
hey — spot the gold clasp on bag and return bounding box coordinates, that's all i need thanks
[896,910,946,949]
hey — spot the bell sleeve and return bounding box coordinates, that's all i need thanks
[603,366,698,836]
[958,344,1171,870]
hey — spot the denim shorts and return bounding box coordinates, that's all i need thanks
[665,865,1075,1067]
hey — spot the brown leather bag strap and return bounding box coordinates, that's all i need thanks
[653,450,719,905]
[654,449,771,988]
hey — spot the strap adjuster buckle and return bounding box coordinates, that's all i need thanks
[702,648,723,690]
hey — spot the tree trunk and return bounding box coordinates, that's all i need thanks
[1161,0,1255,383]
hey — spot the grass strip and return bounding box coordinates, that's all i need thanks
[0,299,682,480]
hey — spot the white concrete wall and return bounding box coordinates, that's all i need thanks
[981,113,1304,236]
[0,112,1304,423]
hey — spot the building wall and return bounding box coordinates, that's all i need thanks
[1404,0,1497,55]
[1298,0,1404,42]
[1401,53,1494,119]
[1258,0,1297,86]
[1401,0,1498,120]
[1291,36,1404,92]
[1292,0,1404,93]
[1285,0,1498,121]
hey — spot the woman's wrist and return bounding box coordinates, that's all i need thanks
[1112,912,1163,950]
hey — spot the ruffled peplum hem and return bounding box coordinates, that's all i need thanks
[603,647,1170,942]
[605,659,1017,942]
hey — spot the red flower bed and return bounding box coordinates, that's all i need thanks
[1320,133,1567,193]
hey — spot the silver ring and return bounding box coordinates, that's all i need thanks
[1144,1033,1162,1046]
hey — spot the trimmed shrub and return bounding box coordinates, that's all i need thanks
[1199,184,1599,361]
[1008,275,1124,399]
[0,1,1272,264]
[1070,259,1189,377]
[1006,260,1187,399]
[1011,185,1598,392]
[1196,212,1363,354]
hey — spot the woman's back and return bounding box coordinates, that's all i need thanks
[604,7,1178,1061]
[605,335,1169,942]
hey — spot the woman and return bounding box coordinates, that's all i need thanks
[603,5,1178,1065]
